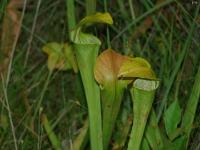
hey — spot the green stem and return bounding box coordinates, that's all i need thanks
[66,0,76,37]
[181,66,200,146]
[103,0,111,48]
[127,79,159,150]
[71,81,125,150]
[86,0,96,15]
[74,44,103,150]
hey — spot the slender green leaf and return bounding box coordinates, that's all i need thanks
[141,138,151,150]
[42,114,61,150]
[172,136,187,150]
[66,0,76,33]
[72,120,89,150]
[157,2,200,121]
[0,114,8,131]
[181,66,200,145]
[86,0,96,15]
[164,100,182,140]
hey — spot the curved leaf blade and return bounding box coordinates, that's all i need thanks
[164,100,182,140]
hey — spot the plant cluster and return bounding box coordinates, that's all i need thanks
[0,0,199,150]
[41,12,200,150]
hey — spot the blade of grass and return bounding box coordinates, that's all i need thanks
[117,0,129,20]
[1,75,18,150]
[111,0,175,42]
[141,138,151,150]
[67,0,76,36]
[42,114,61,150]
[181,66,200,146]
[33,71,52,120]
[147,0,199,47]
[86,0,96,15]
[0,0,7,21]
[24,0,42,67]
[72,120,89,150]
[103,0,111,48]
[175,1,199,26]
[128,0,136,20]
[156,2,200,121]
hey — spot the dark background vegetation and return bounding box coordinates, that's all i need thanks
[0,0,199,149]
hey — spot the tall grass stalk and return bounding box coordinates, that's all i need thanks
[24,0,42,67]
[33,71,52,120]
[0,0,7,21]
[1,75,18,150]
[128,0,136,20]
[42,114,61,150]
[66,0,76,35]
[103,0,111,48]
[181,66,200,146]
[86,0,96,15]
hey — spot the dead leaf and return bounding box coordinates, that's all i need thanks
[42,42,78,72]
[0,0,24,76]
